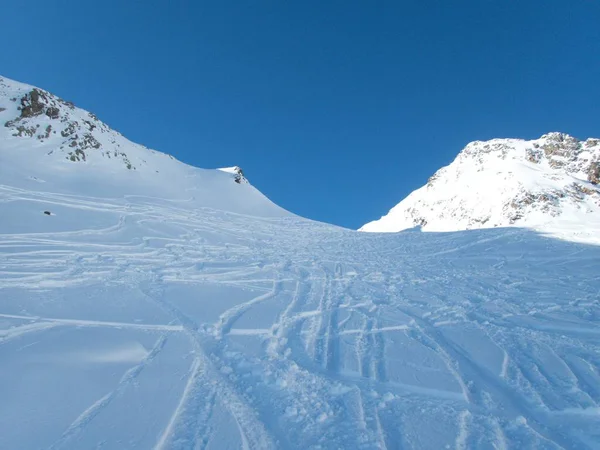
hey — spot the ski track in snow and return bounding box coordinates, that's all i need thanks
[49,335,168,450]
[0,313,183,332]
[141,277,277,450]
[1,185,600,449]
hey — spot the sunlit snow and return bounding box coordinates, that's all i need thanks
[1,76,599,449]
[361,134,600,245]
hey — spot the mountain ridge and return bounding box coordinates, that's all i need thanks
[0,75,286,218]
[361,132,600,244]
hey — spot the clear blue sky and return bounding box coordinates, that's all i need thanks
[1,1,599,228]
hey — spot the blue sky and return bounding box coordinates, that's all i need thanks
[1,1,599,228]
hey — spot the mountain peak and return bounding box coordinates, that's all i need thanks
[361,133,600,243]
[0,75,288,218]
[0,76,142,170]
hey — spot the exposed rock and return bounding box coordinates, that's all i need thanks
[0,76,145,172]
[426,173,439,186]
[81,133,101,149]
[13,125,36,137]
[67,149,86,162]
[45,106,60,119]
[83,119,96,131]
[61,122,77,137]
[572,182,598,197]
[540,134,581,169]
[19,89,48,118]
[232,166,246,184]
[589,162,600,185]
[415,217,428,227]
[37,125,52,140]
[525,147,542,164]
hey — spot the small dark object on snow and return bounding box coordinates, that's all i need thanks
[43,211,51,215]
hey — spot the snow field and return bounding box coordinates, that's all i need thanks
[1,182,599,449]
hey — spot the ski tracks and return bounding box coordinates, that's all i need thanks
[402,309,581,449]
[266,267,310,358]
[312,263,345,373]
[142,278,276,450]
[0,320,60,345]
[49,335,168,450]
[154,357,217,450]
[303,262,395,448]
[213,278,281,340]
[357,316,387,383]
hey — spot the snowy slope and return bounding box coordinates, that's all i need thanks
[360,134,600,244]
[1,76,600,449]
[0,76,285,218]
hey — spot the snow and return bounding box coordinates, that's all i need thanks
[1,75,600,449]
[360,134,600,245]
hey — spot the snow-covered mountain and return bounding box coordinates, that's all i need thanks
[0,76,282,218]
[360,134,600,244]
[1,76,600,450]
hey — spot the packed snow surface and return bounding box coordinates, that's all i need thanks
[1,76,600,449]
[361,134,600,244]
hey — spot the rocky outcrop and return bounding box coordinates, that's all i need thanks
[217,166,249,184]
[538,132,581,169]
[588,162,600,185]
[19,89,47,118]
[1,79,137,170]
[232,166,246,184]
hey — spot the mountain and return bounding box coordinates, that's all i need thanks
[360,133,600,244]
[1,76,600,449]
[0,76,283,218]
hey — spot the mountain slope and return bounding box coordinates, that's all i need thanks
[360,133,600,244]
[0,76,285,218]
[1,77,600,449]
